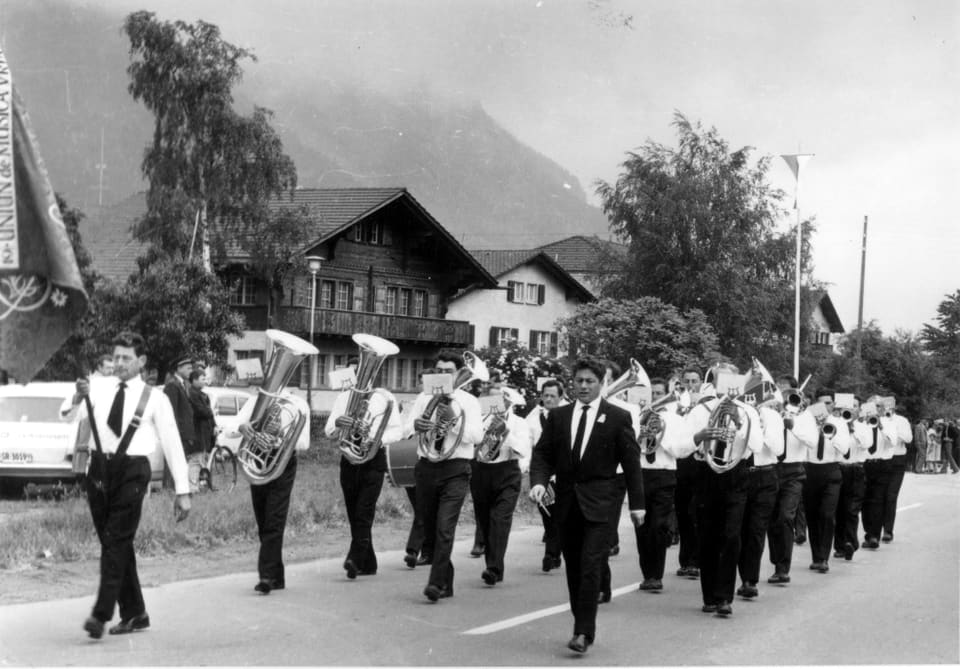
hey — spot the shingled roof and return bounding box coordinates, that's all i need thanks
[466,249,594,302]
[536,234,627,273]
[811,290,845,333]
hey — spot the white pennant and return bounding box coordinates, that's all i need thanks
[780,153,814,210]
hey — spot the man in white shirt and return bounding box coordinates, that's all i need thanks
[801,389,850,573]
[834,395,871,560]
[471,387,530,586]
[861,397,897,549]
[880,399,913,542]
[525,378,566,572]
[675,367,703,579]
[405,351,484,602]
[61,332,191,640]
[325,380,403,579]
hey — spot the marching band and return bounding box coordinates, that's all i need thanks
[69,328,918,655]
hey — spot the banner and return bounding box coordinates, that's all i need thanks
[0,47,88,381]
[780,153,815,210]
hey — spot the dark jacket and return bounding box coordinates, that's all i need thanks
[164,377,196,454]
[189,385,215,453]
[530,398,644,523]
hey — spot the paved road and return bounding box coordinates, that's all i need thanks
[1,473,957,666]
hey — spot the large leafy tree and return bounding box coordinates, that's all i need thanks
[474,340,569,410]
[558,297,720,379]
[124,11,298,268]
[595,112,819,367]
[921,290,960,370]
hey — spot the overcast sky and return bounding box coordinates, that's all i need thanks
[99,0,960,335]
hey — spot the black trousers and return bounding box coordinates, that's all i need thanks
[738,465,779,585]
[250,455,297,586]
[883,455,907,535]
[675,456,700,569]
[539,494,561,562]
[599,473,626,595]
[470,460,486,549]
[795,495,807,541]
[559,497,608,643]
[834,464,865,553]
[86,454,152,623]
[802,462,841,563]
[767,462,805,575]
[339,455,385,573]
[471,460,522,580]
[636,469,676,580]
[862,459,892,540]
[695,461,749,605]
[404,484,430,559]
[415,458,471,593]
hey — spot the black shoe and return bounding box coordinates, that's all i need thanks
[639,578,663,591]
[344,558,359,580]
[795,534,806,545]
[737,583,758,599]
[254,579,272,595]
[598,589,611,604]
[83,616,104,640]
[767,572,790,584]
[109,613,150,635]
[833,549,845,559]
[481,568,498,586]
[552,557,562,569]
[567,634,591,653]
[417,554,433,566]
[817,562,829,573]
[685,566,700,579]
[404,551,418,568]
[469,544,485,558]
[864,537,880,550]
[716,601,732,616]
[609,544,620,557]
[882,532,893,543]
[542,556,554,572]
[843,542,855,561]
[357,568,377,576]
[424,584,452,601]
[701,603,718,613]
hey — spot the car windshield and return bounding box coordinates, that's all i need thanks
[0,397,65,423]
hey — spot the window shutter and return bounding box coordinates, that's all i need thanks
[538,284,545,305]
[354,225,363,242]
[375,286,386,313]
[468,324,476,348]
[354,285,365,312]
[510,328,519,342]
[428,292,439,318]
[506,282,514,303]
[489,327,498,347]
[529,330,537,350]
[550,331,559,357]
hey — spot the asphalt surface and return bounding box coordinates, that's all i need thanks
[1,472,957,666]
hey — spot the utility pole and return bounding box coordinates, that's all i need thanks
[856,215,868,391]
[95,127,106,206]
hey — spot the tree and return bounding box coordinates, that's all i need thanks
[124,11,298,268]
[474,341,569,411]
[921,290,960,370]
[558,297,720,379]
[595,112,819,367]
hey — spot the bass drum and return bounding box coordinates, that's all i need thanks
[385,437,419,488]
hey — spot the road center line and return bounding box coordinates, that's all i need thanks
[463,583,639,635]
[897,503,922,512]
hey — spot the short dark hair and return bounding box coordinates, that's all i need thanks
[435,351,463,369]
[540,378,563,396]
[650,377,667,388]
[681,367,701,379]
[188,370,204,382]
[573,357,606,381]
[816,387,835,401]
[604,360,622,379]
[112,331,146,358]
[347,356,360,367]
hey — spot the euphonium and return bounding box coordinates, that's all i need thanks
[419,351,489,461]
[637,391,682,455]
[702,393,752,474]
[602,358,648,399]
[476,387,523,462]
[338,333,400,465]
[237,329,319,485]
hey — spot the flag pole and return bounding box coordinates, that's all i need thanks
[780,153,815,381]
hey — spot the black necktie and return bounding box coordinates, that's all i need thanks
[869,427,878,455]
[816,431,825,461]
[778,426,788,463]
[540,411,547,431]
[107,382,126,438]
[572,406,589,468]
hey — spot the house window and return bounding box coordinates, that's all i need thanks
[507,281,524,304]
[413,289,427,317]
[399,288,411,316]
[320,280,336,309]
[385,287,398,314]
[529,330,556,356]
[336,282,354,311]
[489,326,519,347]
[354,221,385,245]
[526,282,546,305]
[229,276,256,305]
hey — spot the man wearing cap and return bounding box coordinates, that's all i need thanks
[164,355,199,491]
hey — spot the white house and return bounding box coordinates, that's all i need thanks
[809,290,845,353]
[447,250,594,357]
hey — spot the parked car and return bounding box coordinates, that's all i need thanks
[0,381,162,485]
[202,386,253,453]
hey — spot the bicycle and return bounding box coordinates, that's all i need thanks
[197,442,238,492]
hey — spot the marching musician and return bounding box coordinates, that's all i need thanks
[736,381,784,600]
[675,367,703,580]
[833,395,870,560]
[525,378,567,572]
[880,399,913,543]
[324,359,404,580]
[688,363,763,616]
[637,377,696,592]
[403,369,436,569]
[471,387,530,586]
[766,375,815,586]
[405,351,484,602]
[529,357,645,654]
[801,389,851,574]
[860,396,898,548]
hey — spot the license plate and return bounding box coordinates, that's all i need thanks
[0,452,34,464]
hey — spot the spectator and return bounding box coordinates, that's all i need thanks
[913,420,928,473]
[188,370,216,455]
[943,420,960,474]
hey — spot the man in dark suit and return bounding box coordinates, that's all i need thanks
[164,355,197,490]
[530,357,645,655]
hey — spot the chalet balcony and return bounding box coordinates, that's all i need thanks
[232,305,270,331]
[276,307,472,346]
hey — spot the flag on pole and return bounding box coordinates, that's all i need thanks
[0,47,88,381]
[780,153,814,210]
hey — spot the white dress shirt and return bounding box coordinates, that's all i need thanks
[883,414,913,456]
[686,398,764,463]
[570,397,603,462]
[754,406,786,466]
[404,388,484,460]
[804,413,851,463]
[477,411,531,464]
[640,408,697,470]
[782,411,817,463]
[60,376,190,495]
[847,421,872,464]
[863,419,897,461]
[324,388,404,445]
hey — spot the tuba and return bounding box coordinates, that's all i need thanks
[419,352,489,461]
[637,391,689,455]
[337,333,400,465]
[602,358,648,400]
[476,387,524,462]
[700,367,752,474]
[237,329,319,485]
